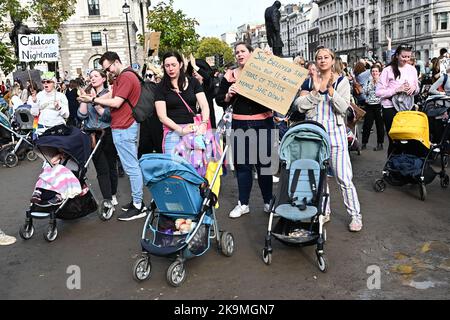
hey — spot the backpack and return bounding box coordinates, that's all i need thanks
[121,69,155,123]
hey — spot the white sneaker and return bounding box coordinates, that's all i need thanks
[111,195,118,206]
[229,201,250,219]
[273,176,280,183]
[264,203,271,213]
[0,230,16,246]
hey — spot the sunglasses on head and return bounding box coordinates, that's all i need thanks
[398,44,413,51]
[145,73,154,78]
[42,80,54,84]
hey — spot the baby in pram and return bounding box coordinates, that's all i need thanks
[30,147,82,206]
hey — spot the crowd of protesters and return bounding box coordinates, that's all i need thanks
[1,40,450,245]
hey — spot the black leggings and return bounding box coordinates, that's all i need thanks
[382,107,398,156]
[91,128,118,200]
[362,103,385,144]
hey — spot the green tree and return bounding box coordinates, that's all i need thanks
[0,0,76,74]
[30,0,77,34]
[147,0,200,55]
[196,37,234,66]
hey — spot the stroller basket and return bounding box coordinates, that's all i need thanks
[272,219,319,245]
[142,212,212,257]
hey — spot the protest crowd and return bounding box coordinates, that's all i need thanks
[1,34,449,282]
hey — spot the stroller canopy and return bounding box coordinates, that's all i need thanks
[389,111,430,149]
[279,121,331,169]
[14,106,33,130]
[140,154,206,187]
[35,126,91,167]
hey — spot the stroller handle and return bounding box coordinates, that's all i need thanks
[83,129,105,170]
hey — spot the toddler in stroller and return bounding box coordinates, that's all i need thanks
[262,121,331,272]
[19,125,105,242]
[134,153,234,287]
[373,111,449,200]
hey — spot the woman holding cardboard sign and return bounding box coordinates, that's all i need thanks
[216,42,275,219]
[294,47,362,232]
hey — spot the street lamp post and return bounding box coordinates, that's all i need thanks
[102,28,108,52]
[414,13,419,56]
[286,17,291,57]
[122,1,132,66]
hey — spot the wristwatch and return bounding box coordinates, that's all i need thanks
[91,97,96,104]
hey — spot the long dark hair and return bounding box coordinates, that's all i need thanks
[161,51,187,91]
[389,44,412,80]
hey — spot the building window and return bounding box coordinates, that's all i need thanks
[415,17,421,35]
[93,58,101,69]
[440,13,448,30]
[424,14,429,32]
[399,0,404,11]
[407,19,412,36]
[88,0,100,16]
[91,32,102,46]
[399,21,404,38]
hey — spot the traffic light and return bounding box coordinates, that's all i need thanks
[218,55,224,67]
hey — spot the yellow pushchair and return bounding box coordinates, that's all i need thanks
[373,111,449,201]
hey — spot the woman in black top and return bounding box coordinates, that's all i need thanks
[216,42,275,219]
[155,51,210,154]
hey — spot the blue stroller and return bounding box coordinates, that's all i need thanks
[134,153,234,287]
[263,121,332,272]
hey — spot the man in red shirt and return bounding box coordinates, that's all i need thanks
[79,52,146,221]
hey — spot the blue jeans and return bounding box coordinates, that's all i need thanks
[112,122,143,204]
[164,130,182,155]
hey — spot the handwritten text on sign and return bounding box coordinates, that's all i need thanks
[236,48,308,115]
[18,34,59,62]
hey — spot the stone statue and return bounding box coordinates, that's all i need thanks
[265,1,284,57]
[9,17,35,58]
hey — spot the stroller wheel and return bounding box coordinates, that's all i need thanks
[262,248,272,265]
[26,150,38,162]
[373,179,386,192]
[441,175,450,189]
[19,223,34,240]
[98,202,114,221]
[43,225,58,242]
[132,256,152,282]
[5,152,18,168]
[220,232,235,257]
[166,260,187,287]
[442,154,449,168]
[316,254,328,273]
[419,184,427,201]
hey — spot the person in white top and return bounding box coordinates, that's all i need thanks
[9,85,23,113]
[30,72,69,135]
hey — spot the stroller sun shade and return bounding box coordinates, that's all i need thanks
[35,126,91,168]
[389,111,430,150]
[140,154,206,186]
[279,121,331,169]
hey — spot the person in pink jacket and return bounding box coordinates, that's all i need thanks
[375,44,419,155]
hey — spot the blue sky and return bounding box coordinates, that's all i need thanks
[157,0,275,37]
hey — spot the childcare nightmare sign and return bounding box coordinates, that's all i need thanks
[18,34,59,62]
[236,48,308,115]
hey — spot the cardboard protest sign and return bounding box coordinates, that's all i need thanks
[235,48,308,115]
[18,34,59,62]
